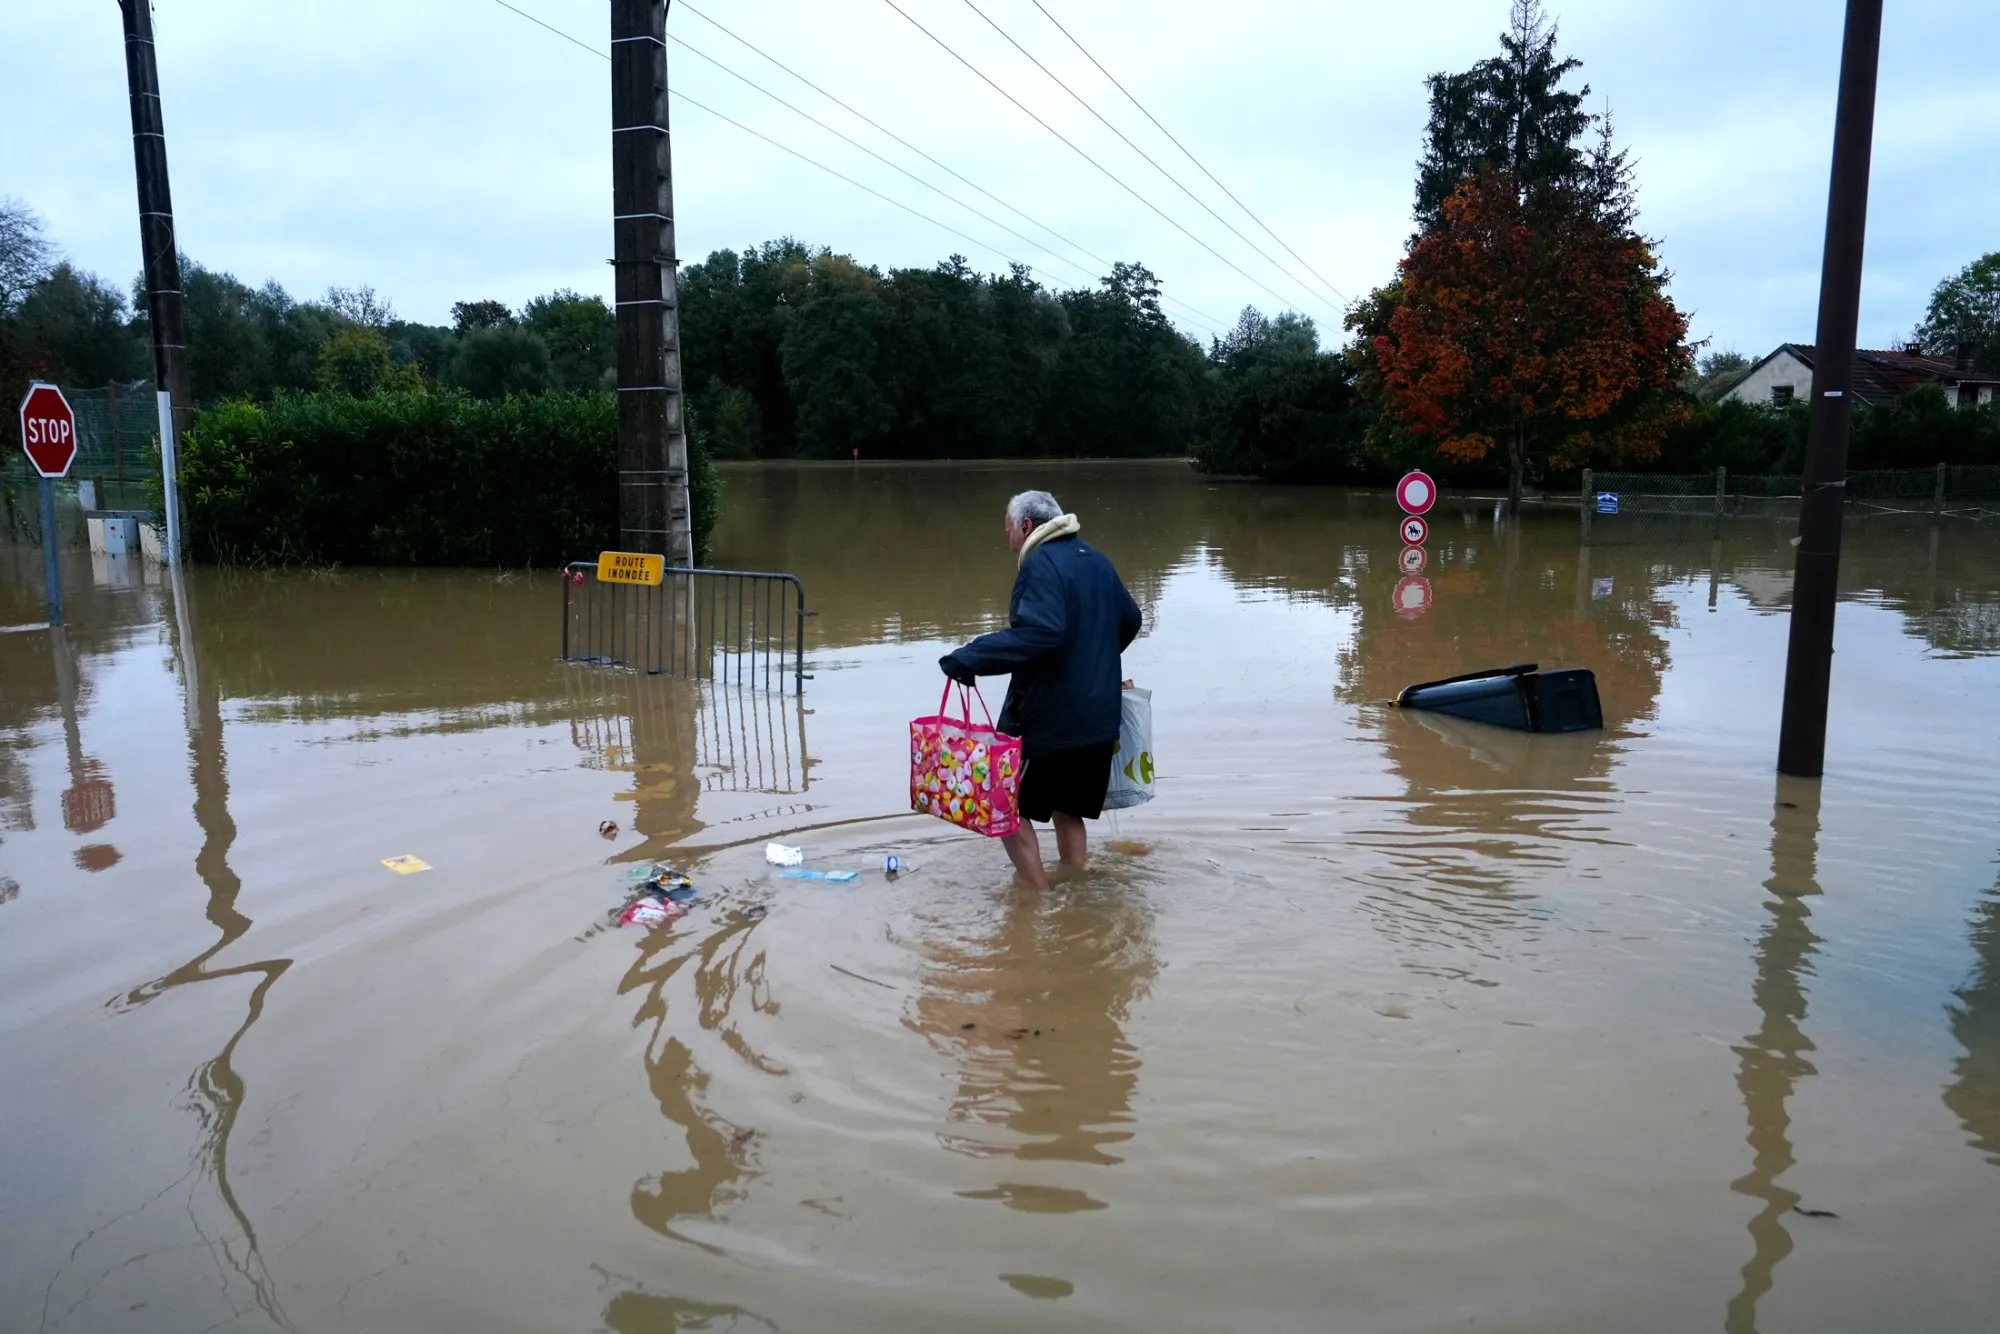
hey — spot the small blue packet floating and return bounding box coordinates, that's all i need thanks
[779,869,859,883]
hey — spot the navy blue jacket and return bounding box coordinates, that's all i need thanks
[941,535,1142,758]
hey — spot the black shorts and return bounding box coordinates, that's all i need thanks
[1018,740,1117,823]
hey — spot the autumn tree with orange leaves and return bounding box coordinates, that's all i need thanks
[1366,1,1692,511]
[1373,169,1691,512]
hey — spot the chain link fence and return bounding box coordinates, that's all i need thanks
[2,381,160,545]
[1580,465,2000,544]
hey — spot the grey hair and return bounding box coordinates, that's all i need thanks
[1005,490,1063,528]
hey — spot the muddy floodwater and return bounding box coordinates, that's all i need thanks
[4,460,2000,1333]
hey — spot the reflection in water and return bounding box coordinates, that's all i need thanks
[709,461,1207,646]
[693,683,811,798]
[1339,531,1671,731]
[570,673,705,857]
[1336,525,1642,940]
[58,577,297,1330]
[709,463,2000,669]
[47,628,119,866]
[615,916,782,1251]
[4,467,1998,1331]
[568,672,815,866]
[1840,517,2000,656]
[601,1285,781,1334]
[908,883,1156,1212]
[1725,778,1825,1334]
[1946,876,2000,1166]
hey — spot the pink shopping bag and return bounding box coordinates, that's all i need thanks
[910,681,1023,838]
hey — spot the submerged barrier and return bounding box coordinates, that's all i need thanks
[561,561,812,693]
[1580,464,2000,545]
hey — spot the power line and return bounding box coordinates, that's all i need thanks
[953,0,1341,319]
[486,0,1220,336]
[677,7,1096,272]
[489,5,1031,276]
[672,0,1221,329]
[492,0,599,59]
[1028,0,1349,308]
[677,96,1059,287]
[671,37,1105,288]
[879,0,1307,321]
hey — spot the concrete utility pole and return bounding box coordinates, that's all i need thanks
[610,0,694,566]
[119,0,193,562]
[1777,0,1883,779]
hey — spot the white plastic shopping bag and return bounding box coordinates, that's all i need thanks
[1103,686,1155,811]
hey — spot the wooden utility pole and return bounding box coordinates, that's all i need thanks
[610,0,694,566]
[1777,0,1883,778]
[119,0,193,562]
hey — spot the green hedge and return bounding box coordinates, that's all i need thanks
[172,389,718,566]
[1194,389,2000,489]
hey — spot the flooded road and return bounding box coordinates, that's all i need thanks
[3,460,1998,1332]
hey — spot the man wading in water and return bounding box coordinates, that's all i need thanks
[941,490,1143,891]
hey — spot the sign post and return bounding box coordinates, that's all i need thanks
[19,382,77,627]
[157,390,182,565]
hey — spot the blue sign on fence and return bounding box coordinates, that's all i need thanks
[1596,492,1620,515]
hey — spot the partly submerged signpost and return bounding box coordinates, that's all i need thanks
[1394,470,1436,618]
[19,381,76,627]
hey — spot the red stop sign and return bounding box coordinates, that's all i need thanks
[19,382,77,478]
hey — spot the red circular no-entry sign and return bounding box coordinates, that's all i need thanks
[18,382,77,479]
[1399,544,1428,575]
[1400,515,1430,546]
[1396,470,1437,516]
[1392,575,1433,618]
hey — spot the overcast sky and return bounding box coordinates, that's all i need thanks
[5,0,1994,356]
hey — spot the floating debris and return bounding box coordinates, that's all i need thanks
[617,897,687,929]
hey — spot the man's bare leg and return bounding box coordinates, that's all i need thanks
[1002,822,1053,891]
[1053,812,1088,868]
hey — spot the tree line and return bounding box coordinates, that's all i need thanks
[1198,0,1999,496]
[0,197,1215,464]
[5,0,1993,498]
[0,201,618,416]
[680,244,1208,460]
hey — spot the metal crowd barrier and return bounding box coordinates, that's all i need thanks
[561,562,812,693]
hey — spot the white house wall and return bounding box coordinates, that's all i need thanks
[1725,351,1815,406]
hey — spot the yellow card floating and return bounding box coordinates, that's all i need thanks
[381,855,431,875]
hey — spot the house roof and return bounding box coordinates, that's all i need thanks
[1755,342,2000,405]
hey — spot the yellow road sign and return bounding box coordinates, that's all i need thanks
[597,550,665,586]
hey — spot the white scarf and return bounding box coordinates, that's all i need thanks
[1018,513,1081,567]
